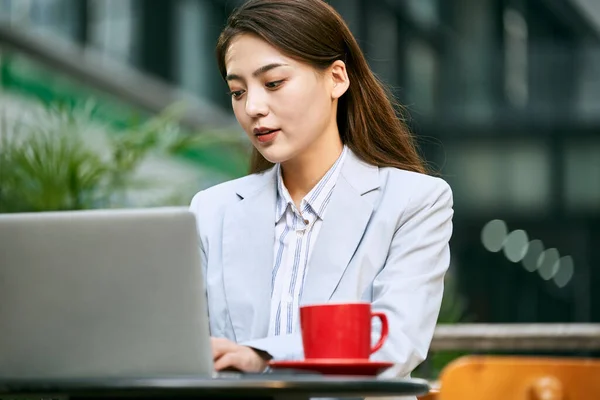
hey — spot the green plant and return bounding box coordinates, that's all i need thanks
[0,99,248,212]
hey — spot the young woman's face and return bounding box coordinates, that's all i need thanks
[224,34,343,165]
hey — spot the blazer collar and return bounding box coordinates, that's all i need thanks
[234,166,277,200]
[338,148,380,195]
[233,148,379,200]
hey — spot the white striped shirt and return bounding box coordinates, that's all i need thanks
[268,146,348,336]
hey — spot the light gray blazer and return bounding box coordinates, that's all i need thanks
[189,149,454,377]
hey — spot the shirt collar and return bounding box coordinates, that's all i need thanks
[275,146,348,222]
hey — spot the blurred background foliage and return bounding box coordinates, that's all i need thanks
[0,100,249,212]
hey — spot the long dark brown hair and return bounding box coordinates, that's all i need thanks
[216,0,427,175]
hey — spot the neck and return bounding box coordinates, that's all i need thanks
[281,133,343,206]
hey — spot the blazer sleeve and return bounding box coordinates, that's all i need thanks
[370,178,454,377]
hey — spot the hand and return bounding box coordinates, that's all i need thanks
[211,337,269,372]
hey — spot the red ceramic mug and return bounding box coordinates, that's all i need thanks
[299,302,389,360]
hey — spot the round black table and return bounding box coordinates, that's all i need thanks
[0,375,430,399]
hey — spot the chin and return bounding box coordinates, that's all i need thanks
[256,145,296,165]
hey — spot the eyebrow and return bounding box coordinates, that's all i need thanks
[225,63,289,81]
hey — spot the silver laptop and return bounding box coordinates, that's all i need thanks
[0,207,213,379]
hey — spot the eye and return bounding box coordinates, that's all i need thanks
[228,89,245,99]
[265,80,284,89]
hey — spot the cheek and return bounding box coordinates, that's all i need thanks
[277,82,331,131]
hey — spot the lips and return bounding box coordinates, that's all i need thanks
[253,127,280,144]
[254,127,279,136]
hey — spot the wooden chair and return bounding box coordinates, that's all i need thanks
[437,355,600,400]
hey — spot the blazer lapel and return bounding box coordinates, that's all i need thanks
[301,151,380,305]
[222,169,276,342]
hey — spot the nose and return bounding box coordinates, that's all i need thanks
[244,88,269,118]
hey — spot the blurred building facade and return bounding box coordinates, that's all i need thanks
[1,0,599,324]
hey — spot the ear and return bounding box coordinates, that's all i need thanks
[329,60,350,100]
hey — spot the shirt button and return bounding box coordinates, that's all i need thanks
[303,219,309,225]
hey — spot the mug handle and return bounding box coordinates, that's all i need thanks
[370,311,389,354]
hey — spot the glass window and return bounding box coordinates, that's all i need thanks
[405,38,437,115]
[174,0,227,107]
[0,0,79,42]
[175,0,205,96]
[576,45,600,121]
[406,0,439,27]
[88,0,138,65]
[444,141,551,213]
[565,141,600,211]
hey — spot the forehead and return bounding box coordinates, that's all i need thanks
[225,34,294,74]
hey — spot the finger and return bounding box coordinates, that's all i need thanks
[213,352,240,371]
[211,337,237,360]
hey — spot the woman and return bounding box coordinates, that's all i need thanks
[189,0,453,377]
